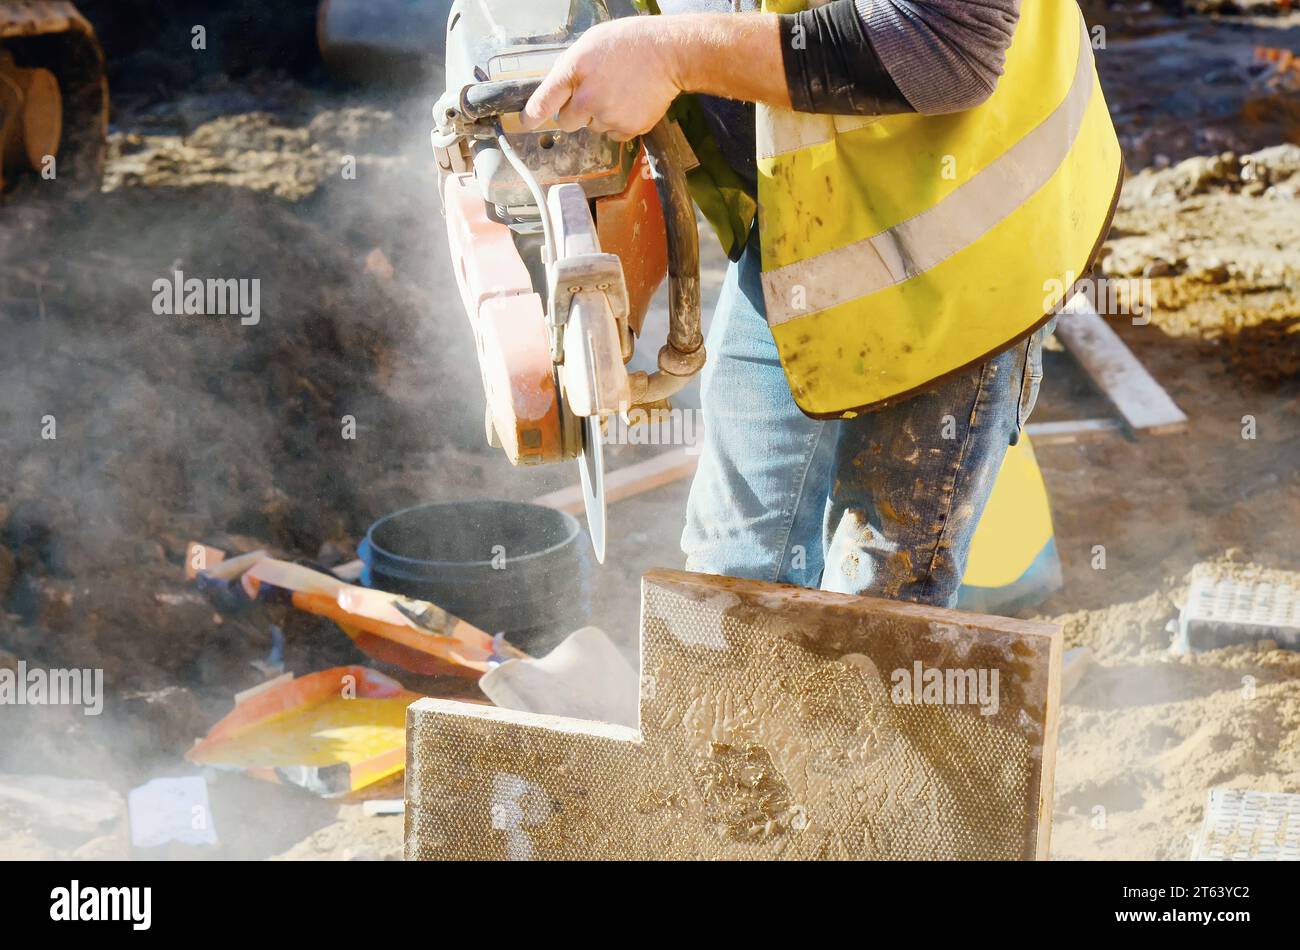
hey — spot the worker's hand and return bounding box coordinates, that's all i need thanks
[520,18,685,140]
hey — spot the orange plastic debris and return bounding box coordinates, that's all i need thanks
[188,666,420,796]
[184,541,225,580]
[238,556,506,676]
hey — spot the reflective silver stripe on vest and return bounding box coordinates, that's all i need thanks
[762,20,1093,327]
[755,111,880,162]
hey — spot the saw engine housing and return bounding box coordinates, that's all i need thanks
[432,0,702,470]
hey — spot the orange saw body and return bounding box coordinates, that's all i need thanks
[431,0,704,560]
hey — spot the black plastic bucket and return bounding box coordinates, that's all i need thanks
[358,501,590,655]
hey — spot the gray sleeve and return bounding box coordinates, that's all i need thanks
[853,0,1022,115]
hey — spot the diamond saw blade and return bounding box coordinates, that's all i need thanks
[577,413,606,564]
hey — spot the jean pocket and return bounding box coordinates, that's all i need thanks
[1016,329,1047,433]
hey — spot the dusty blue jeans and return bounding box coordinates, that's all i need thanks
[682,229,1049,608]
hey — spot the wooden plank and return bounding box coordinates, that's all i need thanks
[533,416,1121,516]
[407,569,1063,860]
[532,445,699,514]
[1054,297,1189,436]
[1024,417,1125,446]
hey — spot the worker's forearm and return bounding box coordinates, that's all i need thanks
[660,13,792,111]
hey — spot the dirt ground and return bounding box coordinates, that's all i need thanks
[1,3,1298,860]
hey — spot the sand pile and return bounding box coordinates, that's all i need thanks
[1049,558,1300,859]
[1103,145,1300,286]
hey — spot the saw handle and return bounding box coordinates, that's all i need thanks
[643,121,705,377]
[459,78,544,121]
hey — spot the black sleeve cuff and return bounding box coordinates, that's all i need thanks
[779,1,914,116]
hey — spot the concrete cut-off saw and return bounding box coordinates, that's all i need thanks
[430,0,704,563]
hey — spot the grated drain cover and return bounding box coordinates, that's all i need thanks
[1191,788,1300,861]
[1174,564,1300,652]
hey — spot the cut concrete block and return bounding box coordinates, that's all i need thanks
[406,569,1063,860]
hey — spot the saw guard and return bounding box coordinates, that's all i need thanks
[444,171,571,465]
[444,170,531,313]
[546,182,631,420]
[478,294,565,465]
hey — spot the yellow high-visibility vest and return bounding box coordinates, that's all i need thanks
[761,0,1121,417]
[660,0,1124,419]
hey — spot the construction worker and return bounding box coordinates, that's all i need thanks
[522,1,1121,607]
